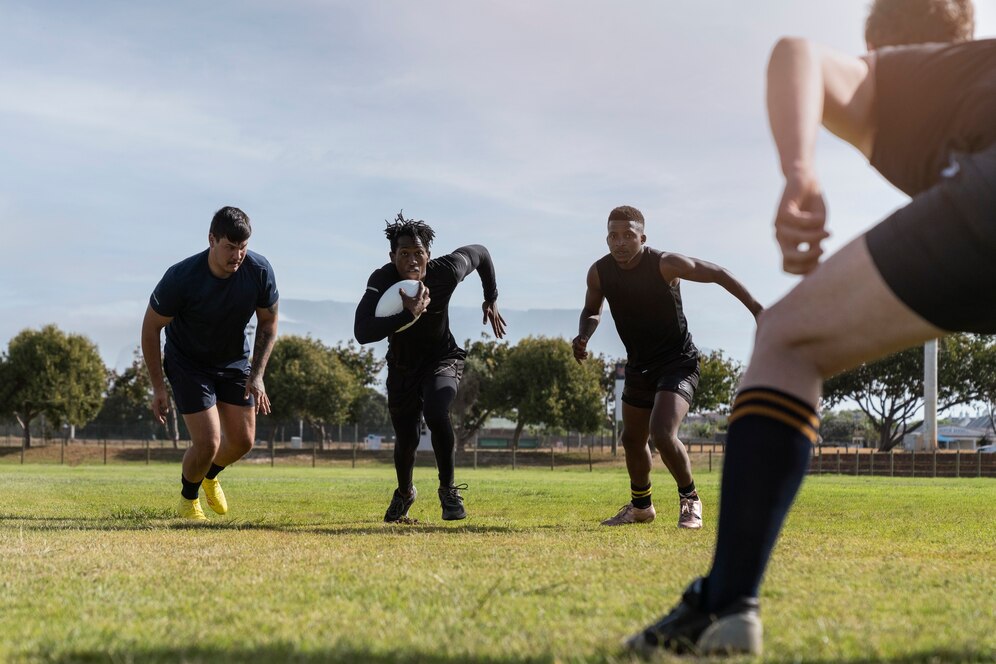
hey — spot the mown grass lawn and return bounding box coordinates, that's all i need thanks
[0,464,993,663]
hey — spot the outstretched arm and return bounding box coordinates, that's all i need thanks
[767,37,876,275]
[453,245,506,338]
[572,264,605,363]
[246,301,279,415]
[660,254,763,319]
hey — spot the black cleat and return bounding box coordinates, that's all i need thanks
[624,577,762,657]
[438,483,468,520]
[384,486,417,523]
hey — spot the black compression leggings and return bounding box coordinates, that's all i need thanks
[390,371,460,490]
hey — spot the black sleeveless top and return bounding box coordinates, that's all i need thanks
[595,247,697,369]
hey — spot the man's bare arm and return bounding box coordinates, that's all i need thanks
[140,304,173,424]
[572,264,605,363]
[246,300,279,414]
[660,254,763,319]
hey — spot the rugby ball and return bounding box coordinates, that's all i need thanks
[375,279,422,332]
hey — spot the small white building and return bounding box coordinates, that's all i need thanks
[903,424,992,451]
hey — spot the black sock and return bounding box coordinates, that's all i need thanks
[631,482,652,509]
[677,481,696,498]
[180,475,202,500]
[704,387,817,611]
[205,463,225,480]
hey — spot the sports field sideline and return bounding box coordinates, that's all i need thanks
[1,465,993,663]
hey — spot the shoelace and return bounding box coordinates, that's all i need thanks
[443,483,468,499]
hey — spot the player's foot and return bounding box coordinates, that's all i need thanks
[678,492,703,529]
[623,577,762,657]
[177,496,208,521]
[384,486,417,523]
[438,483,468,520]
[202,478,228,515]
[600,502,656,526]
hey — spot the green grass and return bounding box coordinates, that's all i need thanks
[0,464,993,663]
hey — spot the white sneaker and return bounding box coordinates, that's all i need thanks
[601,502,656,526]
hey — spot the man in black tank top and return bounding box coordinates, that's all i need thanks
[355,212,506,524]
[626,3,993,657]
[572,206,762,530]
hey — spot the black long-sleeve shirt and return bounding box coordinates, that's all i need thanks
[354,244,498,372]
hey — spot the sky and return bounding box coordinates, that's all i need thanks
[2,1,994,371]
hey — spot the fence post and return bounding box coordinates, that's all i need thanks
[61,437,66,465]
[836,451,841,475]
[955,450,960,478]
[352,441,356,469]
[512,445,517,470]
[855,450,859,476]
[979,451,982,478]
[474,440,478,470]
[103,438,108,465]
[312,440,317,468]
[932,450,937,478]
[890,450,894,477]
[270,440,275,468]
[20,435,25,465]
[817,448,822,474]
[550,441,555,471]
[708,449,712,473]
[588,442,592,472]
[146,438,150,465]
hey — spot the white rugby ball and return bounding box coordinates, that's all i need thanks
[375,279,422,332]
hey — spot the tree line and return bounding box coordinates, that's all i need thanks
[3,324,991,451]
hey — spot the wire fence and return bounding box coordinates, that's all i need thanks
[2,426,995,478]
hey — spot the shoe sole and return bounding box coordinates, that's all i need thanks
[441,511,467,521]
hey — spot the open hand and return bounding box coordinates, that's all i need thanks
[483,300,507,339]
[244,373,271,415]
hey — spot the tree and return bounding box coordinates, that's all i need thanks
[352,387,391,433]
[92,349,153,436]
[822,334,983,451]
[451,336,511,450]
[494,337,604,447]
[266,335,361,447]
[819,409,877,446]
[0,325,106,447]
[691,349,742,415]
[333,340,385,388]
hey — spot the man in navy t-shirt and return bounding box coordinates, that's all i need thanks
[141,206,279,521]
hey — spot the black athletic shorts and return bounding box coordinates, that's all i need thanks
[622,355,699,409]
[386,358,465,417]
[164,353,254,415]
[866,144,996,333]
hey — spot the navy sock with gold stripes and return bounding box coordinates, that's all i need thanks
[703,387,817,611]
[631,482,652,509]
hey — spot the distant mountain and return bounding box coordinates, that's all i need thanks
[280,298,627,360]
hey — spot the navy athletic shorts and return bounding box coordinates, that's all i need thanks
[866,144,996,333]
[622,355,700,409]
[163,352,254,415]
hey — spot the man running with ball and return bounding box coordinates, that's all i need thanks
[355,212,506,523]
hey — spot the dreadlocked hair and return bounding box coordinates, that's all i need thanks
[384,210,435,251]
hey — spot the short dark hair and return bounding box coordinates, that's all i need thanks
[210,206,252,243]
[608,205,645,228]
[385,210,435,252]
[866,0,974,49]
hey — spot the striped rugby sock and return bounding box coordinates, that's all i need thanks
[631,482,652,509]
[704,387,817,611]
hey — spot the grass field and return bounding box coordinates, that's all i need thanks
[1,464,993,663]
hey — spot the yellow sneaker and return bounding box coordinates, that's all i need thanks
[177,496,208,521]
[202,478,229,515]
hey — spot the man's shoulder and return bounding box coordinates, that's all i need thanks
[162,250,208,281]
[243,250,274,272]
[365,263,400,290]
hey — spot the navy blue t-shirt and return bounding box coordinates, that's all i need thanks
[150,249,279,369]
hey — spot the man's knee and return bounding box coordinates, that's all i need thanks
[649,431,682,455]
[754,302,834,376]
